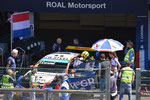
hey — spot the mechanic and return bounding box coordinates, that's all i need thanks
[123,40,135,69]
[72,38,83,53]
[109,52,121,79]
[73,38,82,47]
[29,68,39,100]
[52,38,62,52]
[119,61,135,100]
[58,75,70,100]
[0,69,16,100]
[6,49,18,80]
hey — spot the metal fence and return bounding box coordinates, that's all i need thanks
[0,67,111,100]
[0,88,106,100]
[136,68,150,100]
[0,67,149,100]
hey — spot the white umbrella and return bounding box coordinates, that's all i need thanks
[91,39,124,52]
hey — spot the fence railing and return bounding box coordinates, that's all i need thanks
[0,88,105,100]
[0,67,110,100]
[0,67,149,100]
[136,68,150,100]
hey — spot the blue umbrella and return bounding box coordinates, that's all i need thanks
[91,39,124,52]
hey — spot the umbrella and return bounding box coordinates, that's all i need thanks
[91,39,124,52]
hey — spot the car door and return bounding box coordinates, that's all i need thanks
[68,61,96,90]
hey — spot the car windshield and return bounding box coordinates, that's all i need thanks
[37,62,68,73]
[75,60,100,72]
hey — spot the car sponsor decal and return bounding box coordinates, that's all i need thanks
[69,77,95,90]
[69,72,96,90]
[44,55,69,60]
[41,58,69,63]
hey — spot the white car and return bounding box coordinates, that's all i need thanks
[18,52,80,88]
[17,52,96,91]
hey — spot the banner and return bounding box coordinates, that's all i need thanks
[69,72,95,90]
[0,0,136,13]
[66,46,96,51]
[136,0,148,70]
[12,12,31,38]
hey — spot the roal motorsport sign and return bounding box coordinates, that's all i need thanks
[46,1,106,10]
[0,0,135,13]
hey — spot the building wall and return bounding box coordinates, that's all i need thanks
[148,11,150,61]
[34,13,136,60]
[34,13,136,30]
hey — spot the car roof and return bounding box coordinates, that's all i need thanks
[40,52,80,64]
[45,52,79,58]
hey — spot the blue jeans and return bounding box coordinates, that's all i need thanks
[119,83,132,100]
[100,78,105,100]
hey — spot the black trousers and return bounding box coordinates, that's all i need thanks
[110,95,117,100]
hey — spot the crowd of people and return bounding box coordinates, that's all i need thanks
[51,37,135,100]
[0,37,135,100]
[96,40,135,100]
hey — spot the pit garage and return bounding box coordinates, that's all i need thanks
[34,13,136,61]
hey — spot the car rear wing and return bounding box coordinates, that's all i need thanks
[65,46,96,51]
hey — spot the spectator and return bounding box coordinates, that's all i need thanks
[52,38,62,52]
[119,61,135,100]
[123,40,135,69]
[73,38,82,47]
[99,56,110,100]
[110,71,117,100]
[109,52,121,79]
[94,53,105,88]
[58,75,70,100]
[97,53,106,80]
[0,69,16,100]
[6,49,18,80]
[100,53,106,62]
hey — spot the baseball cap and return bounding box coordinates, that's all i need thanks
[58,75,64,79]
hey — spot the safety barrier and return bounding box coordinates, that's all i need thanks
[0,66,149,100]
[136,68,150,100]
[0,66,110,100]
[0,66,108,87]
[0,88,105,100]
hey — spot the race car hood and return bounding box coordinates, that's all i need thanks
[33,52,80,86]
[35,72,57,85]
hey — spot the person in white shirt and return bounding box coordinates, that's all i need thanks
[29,68,39,100]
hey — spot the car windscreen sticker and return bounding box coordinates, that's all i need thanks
[41,58,69,63]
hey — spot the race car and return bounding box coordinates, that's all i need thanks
[17,52,97,90]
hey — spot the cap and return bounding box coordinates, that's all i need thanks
[58,75,64,79]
